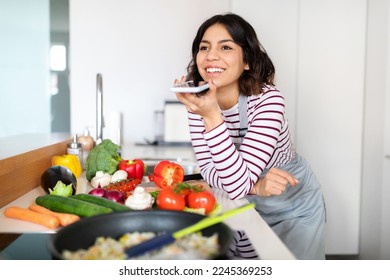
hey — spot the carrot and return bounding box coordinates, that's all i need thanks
[4,206,60,229]
[29,203,80,227]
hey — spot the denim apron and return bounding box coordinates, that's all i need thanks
[246,154,326,259]
[239,94,326,259]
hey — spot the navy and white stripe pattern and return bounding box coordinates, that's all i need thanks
[227,230,259,259]
[188,85,296,200]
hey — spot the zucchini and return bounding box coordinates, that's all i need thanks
[35,195,113,217]
[71,194,131,212]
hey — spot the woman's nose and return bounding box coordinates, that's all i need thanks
[206,48,219,61]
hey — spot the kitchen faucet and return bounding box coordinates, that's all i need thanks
[96,73,104,144]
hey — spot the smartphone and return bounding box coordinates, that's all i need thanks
[170,81,209,93]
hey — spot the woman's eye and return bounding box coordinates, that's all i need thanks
[199,46,208,51]
[222,45,232,50]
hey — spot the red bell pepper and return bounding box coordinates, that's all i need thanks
[118,159,145,180]
[153,160,184,189]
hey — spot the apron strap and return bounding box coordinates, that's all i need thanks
[235,94,248,149]
[193,94,248,181]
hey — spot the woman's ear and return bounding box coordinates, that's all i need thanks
[244,63,250,70]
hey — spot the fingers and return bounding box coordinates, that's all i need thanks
[255,168,299,197]
[173,75,187,86]
[268,167,299,187]
[174,76,216,113]
[208,79,217,92]
[265,180,286,196]
[174,77,220,125]
[174,76,190,106]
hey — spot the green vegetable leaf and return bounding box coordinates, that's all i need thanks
[85,139,122,181]
[149,191,160,208]
[174,182,203,194]
[49,180,73,197]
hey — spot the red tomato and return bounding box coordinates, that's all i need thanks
[178,188,191,199]
[153,160,184,189]
[156,187,186,211]
[187,190,216,214]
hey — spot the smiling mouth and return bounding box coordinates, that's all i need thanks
[206,67,224,73]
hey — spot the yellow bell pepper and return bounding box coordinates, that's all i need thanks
[51,154,82,178]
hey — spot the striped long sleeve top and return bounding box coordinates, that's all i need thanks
[188,85,296,200]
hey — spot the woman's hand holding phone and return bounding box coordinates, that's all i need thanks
[174,77,223,132]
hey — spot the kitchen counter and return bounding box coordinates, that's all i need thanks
[0,133,71,161]
[0,140,295,260]
[0,173,295,260]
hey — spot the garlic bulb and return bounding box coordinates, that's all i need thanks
[111,170,128,182]
[91,171,111,188]
[125,186,153,210]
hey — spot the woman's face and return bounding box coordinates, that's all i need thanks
[196,23,249,93]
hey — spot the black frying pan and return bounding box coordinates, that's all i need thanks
[48,209,233,260]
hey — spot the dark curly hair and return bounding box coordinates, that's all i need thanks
[187,13,275,95]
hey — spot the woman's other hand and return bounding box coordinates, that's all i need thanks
[250,168,299,197]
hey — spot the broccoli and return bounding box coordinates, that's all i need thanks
[85,139,122,181]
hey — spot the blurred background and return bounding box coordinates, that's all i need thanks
[0,0,389,259]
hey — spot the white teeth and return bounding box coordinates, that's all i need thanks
[206,68,224,73]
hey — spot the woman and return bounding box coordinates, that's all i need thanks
[175,13,326,260]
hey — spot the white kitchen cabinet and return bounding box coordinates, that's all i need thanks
[233,0,366,254]
[382,155,390,259]
[381,1,390,258]
[359,0,389,259]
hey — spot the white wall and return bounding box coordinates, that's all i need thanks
[69,0,229,143]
